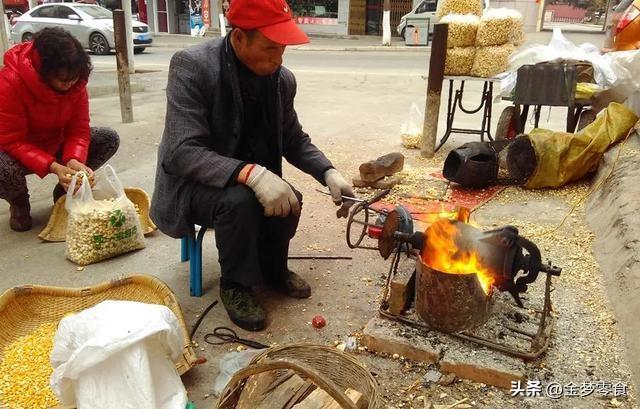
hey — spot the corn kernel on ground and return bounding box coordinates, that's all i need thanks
[0,322,60,409]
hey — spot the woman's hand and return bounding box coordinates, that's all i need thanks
[49,162,76,191]
[66,159,93,177]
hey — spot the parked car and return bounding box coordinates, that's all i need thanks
[397,0,489,39]
[604,0,640,51]
[10,3,152,55]
[5,9,23,25]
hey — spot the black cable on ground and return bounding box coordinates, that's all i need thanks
[189,300,219,341]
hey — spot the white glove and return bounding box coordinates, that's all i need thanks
[246,165,300,217]
[324,168,356,218]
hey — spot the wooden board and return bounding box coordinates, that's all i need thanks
[293,388,365,409]
[237,371,311,409]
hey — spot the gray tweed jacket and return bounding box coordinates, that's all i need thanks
[150,38,333,238]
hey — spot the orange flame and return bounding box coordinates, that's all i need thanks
[421,218,495,295]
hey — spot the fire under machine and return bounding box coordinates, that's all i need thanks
[345,189,562,360]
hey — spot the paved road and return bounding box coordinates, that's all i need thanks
[90,47,431,77]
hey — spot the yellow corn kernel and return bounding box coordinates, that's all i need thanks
[0,322,60,409]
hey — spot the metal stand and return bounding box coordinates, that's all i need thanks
[514,103,588,134]
[379,247,557,361]
[436,77,497,152]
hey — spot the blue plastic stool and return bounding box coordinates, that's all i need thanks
[181,226,208,297]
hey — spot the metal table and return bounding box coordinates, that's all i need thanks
[436,75,502,152]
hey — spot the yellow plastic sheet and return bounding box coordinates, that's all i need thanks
[575,82,601,101]
[524,102,638,189]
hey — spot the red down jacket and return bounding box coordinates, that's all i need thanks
[0,42,90,178]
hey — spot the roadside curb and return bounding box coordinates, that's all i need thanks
[149,33,428,52]
[290,45,431,52]
[150,41,431,52]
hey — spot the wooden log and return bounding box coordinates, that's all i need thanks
[387,257,416,315]
[415,259,492,333]
[113,10,134,123]
[293,388,365,409]
[352,175,402,189]
[358,152,405,183]
[421,23,448,158]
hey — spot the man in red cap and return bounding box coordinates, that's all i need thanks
[151,0,354,331]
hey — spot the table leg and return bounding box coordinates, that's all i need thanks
[435,79,456,152]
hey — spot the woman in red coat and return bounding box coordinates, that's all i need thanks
[0,27,119,231]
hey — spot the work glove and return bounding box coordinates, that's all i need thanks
[324,168,356,219]
[245,165,301,218]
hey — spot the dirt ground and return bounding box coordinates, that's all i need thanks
[0,62,636,409]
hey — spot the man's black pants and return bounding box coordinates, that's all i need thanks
[189,183,302,287]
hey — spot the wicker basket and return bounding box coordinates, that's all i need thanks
[38,187,158,242]
[0,275,197,379]
[217,344,382,409]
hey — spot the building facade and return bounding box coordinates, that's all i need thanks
[142,0,541,36]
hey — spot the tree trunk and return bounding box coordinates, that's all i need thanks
[218,0,227,37]
[382,0,391,46]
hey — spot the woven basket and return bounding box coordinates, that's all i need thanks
[0,275,197,379]
[38,187,158,242]
[217,344,382,409]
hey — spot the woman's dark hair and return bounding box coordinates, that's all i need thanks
[33,27,93,82]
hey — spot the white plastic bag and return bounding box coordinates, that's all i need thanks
[65,165,145,265]
[50,300,187,409]
[400,103,423,149]
[213,349,265,396]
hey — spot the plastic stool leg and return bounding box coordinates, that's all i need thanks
[190,227,207,297]
[181,236,190,262]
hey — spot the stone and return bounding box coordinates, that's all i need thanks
[359,152,405,183]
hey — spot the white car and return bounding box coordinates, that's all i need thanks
[397,0,490,39]
[11,3,152,55]
[397,0,438,39]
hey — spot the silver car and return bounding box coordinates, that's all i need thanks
[396,0,490,38]
[11,3,152,55]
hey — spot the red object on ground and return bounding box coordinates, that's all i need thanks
[312,315,327,329]
[195,357,207,365]
[371,173,504,225]
[0,42,90,178]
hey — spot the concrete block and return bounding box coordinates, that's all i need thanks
[362,317,442,364]
[440,346,526,389]
[362,317,527,389]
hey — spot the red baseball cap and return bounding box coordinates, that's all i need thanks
[226,0,310,46]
